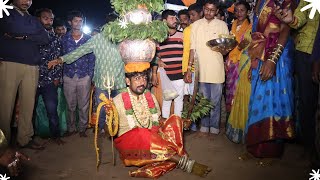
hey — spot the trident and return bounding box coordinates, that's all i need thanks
[102,72,116,166]
[102,72,115,100]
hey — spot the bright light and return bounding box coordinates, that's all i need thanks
[301,0,320,19]
[82,25,92,34]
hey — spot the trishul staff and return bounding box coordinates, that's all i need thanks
[94,72,119,170]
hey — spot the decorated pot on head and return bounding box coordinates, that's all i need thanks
[104,1,168,73]
[119,6,157,73]
[124,8,152,25]
[119,38,156,73]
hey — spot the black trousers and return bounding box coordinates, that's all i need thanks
[294,50,319,148]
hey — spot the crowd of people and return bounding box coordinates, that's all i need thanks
[0,0,319,178]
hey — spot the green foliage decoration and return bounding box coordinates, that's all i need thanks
[110,0,164,15]
[102,20,168,43]
[181,94,214,122]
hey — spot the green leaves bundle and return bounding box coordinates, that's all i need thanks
[181,94,214,122]
[111,0,164,14]
[102,20,168,43]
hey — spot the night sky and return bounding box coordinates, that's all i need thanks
[29,0,114,29]
[27,0,196,29]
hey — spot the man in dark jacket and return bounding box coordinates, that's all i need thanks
[0,0,49,149]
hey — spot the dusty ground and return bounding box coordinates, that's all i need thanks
[16,128,311,180]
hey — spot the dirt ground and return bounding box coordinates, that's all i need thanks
[16,127,311,180]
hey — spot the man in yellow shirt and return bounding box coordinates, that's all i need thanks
[182,3,203,76]
[184,0,229,135]
[182,3,203,131]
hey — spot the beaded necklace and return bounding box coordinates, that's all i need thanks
[127,87,152,128]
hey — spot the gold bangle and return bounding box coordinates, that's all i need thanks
[277,44,284,50]
[289,16,298,27]
[267,58,276,64]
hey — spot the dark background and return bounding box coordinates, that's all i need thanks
[28,0,114,29]
[27,0,187,28]
[27,0,199,28]
[14,0,208,29]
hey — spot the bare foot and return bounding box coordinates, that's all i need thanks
[256,158,276,167]
[191,162,212,177]
[51,138,65,145]
[238,152,254,161]
[195,132,210,138]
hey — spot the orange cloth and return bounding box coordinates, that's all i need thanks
[228,19,251,64]
[125,62,150,73]
[181,0,196,7]
[227,3,235,13]
[114,115,185,178]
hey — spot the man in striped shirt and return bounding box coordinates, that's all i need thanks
[154,10,185,118]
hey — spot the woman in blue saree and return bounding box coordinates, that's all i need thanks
[245,0,295,158]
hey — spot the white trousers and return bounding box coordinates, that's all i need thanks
[162,79,185,118]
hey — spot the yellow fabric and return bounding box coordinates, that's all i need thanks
[228,19,251,64]
[182,25,192,73]
[190,18,229,83]
[88,87,95,128]
[0,129,8,157]
[124,62,150,73]
[228,28,252,133]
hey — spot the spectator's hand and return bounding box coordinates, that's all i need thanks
[151,73,158,87]
[158,59,167,68]
[274,6,293,24]
[3,33,12,39]
[312,61,320,83]
[259,60,276,81]
[225,60,231,73]
[53,80,60,86]
[159,117,166,126]
[4,33,25,40]
[184,71,192,83]
[248,68,252,81]
[48,58,62,69]
[104,103,113,116]
[238,38,250,51]
[215,47,230,56]
[0,149,30,177]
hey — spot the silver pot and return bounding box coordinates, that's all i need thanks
[119,39,156,63]
[124,8,152,25]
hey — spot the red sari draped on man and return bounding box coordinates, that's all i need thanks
[112,70,187,178]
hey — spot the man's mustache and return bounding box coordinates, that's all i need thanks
[137,85,146,89]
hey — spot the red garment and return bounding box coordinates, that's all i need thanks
[114,115,185,178]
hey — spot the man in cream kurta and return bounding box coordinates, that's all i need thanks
[185,0,229,135]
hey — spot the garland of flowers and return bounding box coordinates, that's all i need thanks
[122,88,159,129]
